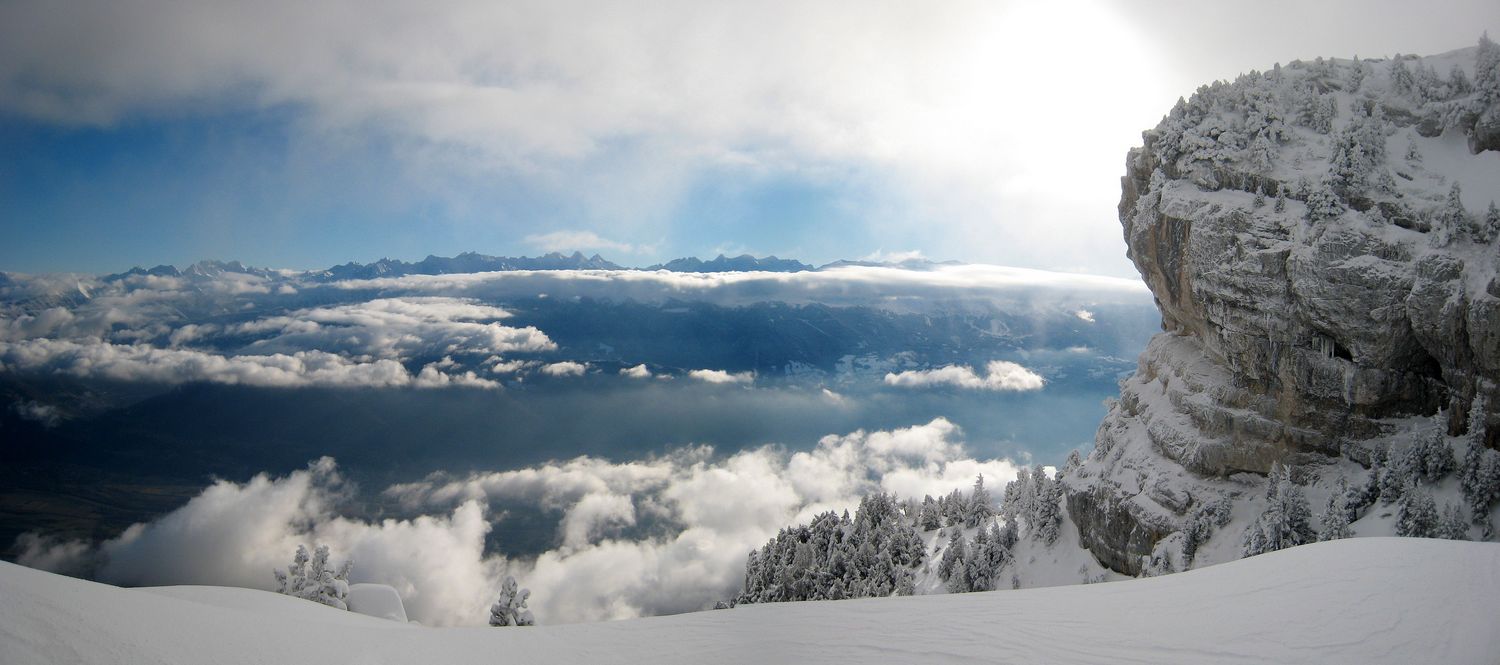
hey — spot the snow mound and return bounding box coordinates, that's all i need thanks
[3,538,1497,664]
[347,583,409,623]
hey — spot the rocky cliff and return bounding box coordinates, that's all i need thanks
[1064,40,1500,576]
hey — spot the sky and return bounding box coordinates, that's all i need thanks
[1,0,1497,276]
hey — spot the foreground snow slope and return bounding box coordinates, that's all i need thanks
[3,538,1496,664]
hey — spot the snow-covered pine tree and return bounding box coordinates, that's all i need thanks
[1031,474,1063,545]
[1476,33,1500,103]
[1000,467,1028,525]
[1319,476,1353,541]
[1481,202,1500,243]
[918,495,943,531]
[938,530,966,584]
[274,544,309,595]
[943,488,965,527]
[1450,63,1473,96]
[1433,182,1467,246]
[1305,176,1346,223]
[1242,464,1316,557]
[489,575,535,627]
[1395,482,1440,538]
[1328,128,1368,196]
[982,522,1010,574]
[1389,55,1415,97]
[1459,423,1500,532]
[1439,504,1470,540]
[1378,443,1411,505]
[1413,62,1443,104]
[1409,428,1456,482]
[1347,55,1366,92]
[1405,135,1423,163]
[303,545,351,610]
[1274,185,1288,212]
[1063,449,1083,475]
[274,544,350,610]
[962,527,995,592]
[965,475,994,528]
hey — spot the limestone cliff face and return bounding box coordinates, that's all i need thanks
[1064,44,1500,576]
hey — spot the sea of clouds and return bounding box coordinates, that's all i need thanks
[0,263,1147,393]
[18,418,1022,626]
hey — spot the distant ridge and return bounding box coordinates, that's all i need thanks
[312,251,624,281]
[645,254,813,273]
[90,251,973,282]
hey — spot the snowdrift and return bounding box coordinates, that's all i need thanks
[3,538,1496,664]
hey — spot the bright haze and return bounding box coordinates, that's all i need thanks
[2,0,1492,275]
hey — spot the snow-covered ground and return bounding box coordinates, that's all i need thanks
[3,537,1496,664]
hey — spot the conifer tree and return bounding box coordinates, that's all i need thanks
[962,527,995,592]
[1482,202,1500,243]
[918,495,943,531]
[1439,504,1470,540]
[273,544,350,611]
[938,530,967,586]
[1032,475,1064,545]
[1389,55,1415,97]
[1450,63,1473,96]
[1476,33,1500,103]
[1242,464,1316,557]
[1395,482,1440,538]
[1347,55,1365,92]
[489,575,535,627]
[1378,443,1410,505]
[1063,449,1084,475]
[966,475,995,528]
[1305,177,1346,222]
[1319,476,1353,541]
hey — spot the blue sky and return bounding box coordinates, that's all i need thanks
[2,0,1496,275]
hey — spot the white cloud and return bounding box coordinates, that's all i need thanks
[558,493,637,551]
[486,357,538,375]
[523,231,643,255]
[687,369,753,385]
[884,360,1045,392]
[0,0,1190,273]
[415,359,501,389]
[541,361,589,377]
[20,420,1022,626]
[10,400,63,427]
[232,297,555,360]
[620,364,652,379]
[322,263,1150,315]
[0,338,506,390]
[1075,309,1096,323]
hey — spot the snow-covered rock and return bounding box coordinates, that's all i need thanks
[3,539,1498,664]
[347,583,409,623]
[1067,41,1500,575]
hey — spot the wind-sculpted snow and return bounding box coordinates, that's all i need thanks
[4,539,1497,664]
[17,419,1023,626]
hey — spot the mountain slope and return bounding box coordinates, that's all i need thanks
[2,538,1497,664]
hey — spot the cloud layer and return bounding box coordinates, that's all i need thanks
[0,0,1189,273]
[0,295,553,389]
[20,419,1020,626]
[884,360,1046,392]
[0,263,1150,392]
